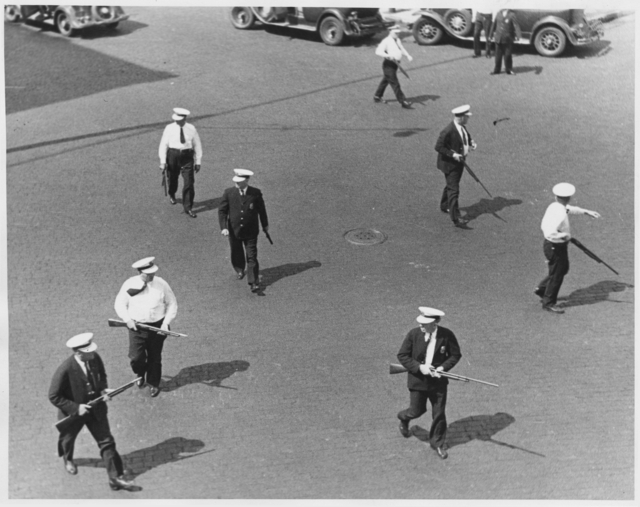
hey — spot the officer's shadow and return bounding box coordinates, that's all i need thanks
[191,197,222,215]
[413,412,545,457]
[256,260,321,296]
[557,280,633,308]
[159,360,250,392]
[74,437,213,481]
[461,196,522,223]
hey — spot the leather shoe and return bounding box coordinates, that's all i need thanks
[187,210,197,218]
[169,196,177,205]
[435,447,448,460]
[543,305,565,314]
[440,208,450,214]
[472,54,480,58]
[490,71,500,75]
[534,287,545,298]
[250,283,260,293]
[136,378,145,388]
[506,70,516,75]
[398,419,411,438]
[401,101,412,109]
[64,459,77,475]
[453,218,469,227]
[109,476,136,491]
[149,386,160,397]
[373,96,386,104]
[236,271,245,280]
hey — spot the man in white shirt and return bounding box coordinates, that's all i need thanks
[114,257,178,396]
[535,183,601,314]
[158,107,203,218]
[374,25,413,109]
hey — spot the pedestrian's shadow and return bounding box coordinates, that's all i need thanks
[257,260,321,295]
[192,197,222,214]
[388,94,440,107]
[75,437,213,480]
[159,360,250,392]
[394,128,428,138]
[512,65,543,75]
[461,196,522,222]
[413,412,545,457]
[557,280,633,308]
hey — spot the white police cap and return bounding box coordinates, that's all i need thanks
[131,257,159,274]
[552,183,576,197]
[172,107,190,121]
[233,168,254,182]
[66,332,97,352]
[416,307,445,324]
[452,105,472,116]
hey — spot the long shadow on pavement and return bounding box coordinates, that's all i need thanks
[74,437,214,479]
[557,280,633,308]
[192,197,223,215]
[461,196,522,223]
[159,360,250,392]
[413,412,545,457]
[257,260,322,296]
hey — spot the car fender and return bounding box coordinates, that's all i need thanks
[531,16,578,45]
[316,9,350,34]
[415,11,462,39]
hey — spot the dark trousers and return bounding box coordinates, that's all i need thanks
[538,240,569,307]
[374,59,406,103]
[58,414,124,479]
[398,386,448,449]
[493,39,514,73]
[167,149,195,212]
[473,15,492,56]
[228,230,259,284]
[440,166,464,222]
[128,319,167,387]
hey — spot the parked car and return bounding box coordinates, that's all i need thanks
[410,9,603,57]
[230,7,393,46]
[4,5,129,37]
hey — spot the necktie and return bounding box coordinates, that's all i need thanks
[180,126,186,144]
[127,282,147,297]
[461,127,468,146]
[85,361,98,392]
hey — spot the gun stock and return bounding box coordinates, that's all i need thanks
[161,168,168,196]
[389,363,408,374]
[107,319,188,338]
[570,238,619,275]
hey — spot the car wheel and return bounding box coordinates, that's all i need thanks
[4,5,22,22]
[534,26,567,57]
[230,7,256,29]
[444,9,472,37]
[55,12,77,37]
[412,17,444,45]
[319,16,344,46]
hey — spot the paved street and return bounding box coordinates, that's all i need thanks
[5,7,635,499]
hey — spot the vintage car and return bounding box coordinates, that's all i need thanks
[410,9,603,57]
[230,7,393,46]
[4,5,129,37]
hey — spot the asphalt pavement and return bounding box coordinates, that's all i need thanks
[4,7,635,500]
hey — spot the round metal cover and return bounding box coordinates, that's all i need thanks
[344,228,387,246]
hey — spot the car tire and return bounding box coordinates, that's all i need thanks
[534,26,567,57]
[55,12,77,37]
[319,16,345,46]
[4,5,22,22]
[444,9,472,37]
[412,17,444,46]
[230,7,256,30]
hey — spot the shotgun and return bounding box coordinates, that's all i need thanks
[107,318,188,338]
[462,160,493,198]
[389,363,498,387]
[570,237,619,275]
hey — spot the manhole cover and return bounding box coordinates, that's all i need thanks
[344,228,387,246]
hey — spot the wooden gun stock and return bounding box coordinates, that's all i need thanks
[107,319,187,338]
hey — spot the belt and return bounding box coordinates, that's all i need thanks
[168,148,194,153]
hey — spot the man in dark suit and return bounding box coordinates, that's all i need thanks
[218,169,269,293]
[397,307,462,460]
[488,8,522,75]
[435,105,477,227]
[48,333,136,491]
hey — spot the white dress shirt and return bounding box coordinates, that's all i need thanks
[376,35,409,62]
[424,327,438,367]
[114,276,178,325]
[158,122,203,165]
[541,202,586,243]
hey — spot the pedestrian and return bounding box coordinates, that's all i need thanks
[218,169,269,293]
[472,5,494,58]
[396,308,462,460]
[435,104,477,227]
[48,333,136,491]
[114,257,178,397]
[535,183,601,314]
[488,8,521,75]
[158,107,203,218]
[373,25,413,109]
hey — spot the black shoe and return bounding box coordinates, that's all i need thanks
[543,305,565,314]
[506,70,516,75]
[398,419,411,438]
[136,378,145,388]
[250,283,260,293]
[187,210,197,218]
[149,386,160,397]
[440,208,450,214]
[435,447,448,460]
[472,54,481,58]
[169,196,177,205]
[534,287,545,298]
[453,218,469,227]
[109,476,137,491]
[64,459,77,475]
[490,71,500,75]
[401,101,412,109]
[236,271,245,280]
[373,96,386,104]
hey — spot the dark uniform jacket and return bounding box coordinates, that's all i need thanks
[397,326,462,391]
[489,9,522,43]
[48,353,109,420]
[435,121,473,174]
[218,186,269,240]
